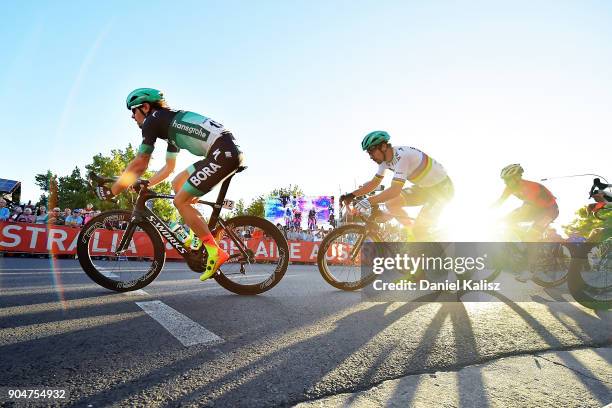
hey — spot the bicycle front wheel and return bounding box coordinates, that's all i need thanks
[77,210,165,292]
[317,224,376,291]
[568,240,611,310]
[531,243,571,288]
[213,216,289,295]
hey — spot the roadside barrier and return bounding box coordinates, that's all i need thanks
[0,221,345,264]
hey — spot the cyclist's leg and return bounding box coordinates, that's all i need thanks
[505,206,535,281]
[174,134,244,281]
[385,194,414,227]
[503,204,534,235]
[509,204,558,280]
[172,171,197,202]
[386,183,428,229]
[412,178,454,240]
[529,204,559,240]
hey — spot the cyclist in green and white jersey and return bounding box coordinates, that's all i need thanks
[340,130,454,240]
[95,88,244,281]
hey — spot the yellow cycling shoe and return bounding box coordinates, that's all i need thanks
[200,244,230,282]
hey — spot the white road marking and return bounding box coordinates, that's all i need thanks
[0,268,84,272]
[99,270,120,279]
[0,271,86,275]
[124,289,149,296]
[136,300,224,347]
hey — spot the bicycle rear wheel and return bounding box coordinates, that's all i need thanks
[317,224,376,291]
[213,216,289,295]
[77,210,165,292]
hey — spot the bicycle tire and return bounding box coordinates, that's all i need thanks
[213,216,289,295]
[567,241,611,310]
[317,224,376,291]
[77,210,166,292]
[530,243,571,288]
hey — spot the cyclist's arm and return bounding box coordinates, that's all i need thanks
[350,175,383,197]
[492,187,511,208]
[148,154,177,188]
[368,152,408,204]
[369,181,403,205]
[111,151,150,195]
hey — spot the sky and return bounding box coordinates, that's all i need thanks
[1,0,611,236]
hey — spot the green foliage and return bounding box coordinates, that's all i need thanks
[245,195,265,217]
[269,185,304,199]
[84,143,177,220]
[33,149,304,223]
[34,170,59,209]
[563,205,604,238]
[32,144,177,221]
[34,170,56,192]
[57,167,91,210]
[230,199,246,217]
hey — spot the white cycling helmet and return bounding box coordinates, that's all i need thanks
[501,164,524,179]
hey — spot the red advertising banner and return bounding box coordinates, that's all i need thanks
[0,222,352,264]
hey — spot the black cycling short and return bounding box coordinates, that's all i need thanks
[505,202,559,232]
[400,177,454,234]
[182,132,245,197]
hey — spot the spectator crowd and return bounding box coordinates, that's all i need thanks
[0,197,340,243]
[0,198,100,228]
[276,224,331,242]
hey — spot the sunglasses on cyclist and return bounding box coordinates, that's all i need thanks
[131,105,144,115]
[367,146,380,154]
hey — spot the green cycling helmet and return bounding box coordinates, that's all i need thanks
[126,88,164,110]
[361,130,390,151]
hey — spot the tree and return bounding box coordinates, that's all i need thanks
[34,170,58,209]
[269,184,304,199]
[245,195,265,217]
[230,199,246,217]
[564,205,606,238]
[57,167,90,210]
[84,144,178,221]
[32,145,192,221]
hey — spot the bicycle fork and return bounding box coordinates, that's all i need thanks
[115,220,137,255]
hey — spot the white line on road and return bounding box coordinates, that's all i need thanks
[124,289,149,296]
[136,300,224,347]
[99,271,120,279]
[0,268,84,272]
[0,272,86,275]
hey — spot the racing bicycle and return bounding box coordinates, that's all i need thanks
[566,178,611,310]
[316,199,500,291]
[78,169,289,295]
[488,223,572,288]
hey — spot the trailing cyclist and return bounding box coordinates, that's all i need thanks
[493,164,559,240]
[493,164,559,281]
[340,130,454,240]
[95,88,244,282]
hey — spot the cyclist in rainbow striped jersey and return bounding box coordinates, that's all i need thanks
[340,131,454,240]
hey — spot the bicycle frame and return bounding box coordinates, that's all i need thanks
[113,169,250,264]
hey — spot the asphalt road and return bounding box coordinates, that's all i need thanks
[0,256,610,407]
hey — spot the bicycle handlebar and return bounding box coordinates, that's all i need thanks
[88,172,117,185]
[88,172,149,189]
